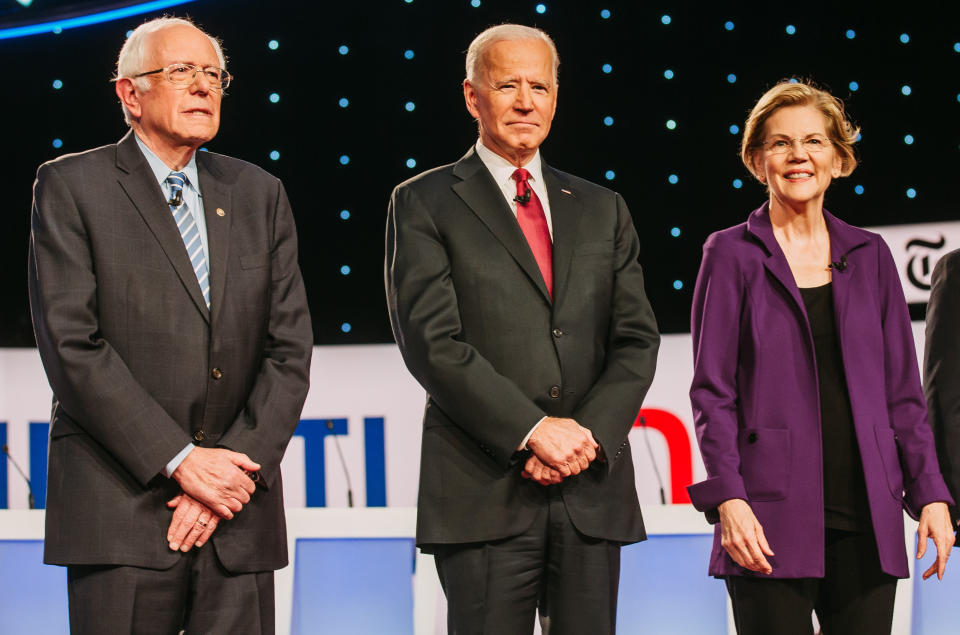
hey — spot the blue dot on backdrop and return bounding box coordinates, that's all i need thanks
[666,119,677,130]
[339,155,350,165]
[52,79,62,89]
[907,188,917,199]
[404,101,415,112]
[601,9,610,19]
[955,42,960,52]
[602,63,613,73]
[902,85,912,96]
[855,185,865,195]
[661,14,671,25]
[268,39,278,50]
[603,116,614,126]
[605,170,616,181]
[338,44,348,55]
[340,210,350,220]
[904,134,914,145]
[846,29,855,39]
[727,73,737,83]
[269,93,280,103]
[339,97,349,108]
[670,227,681,237]
[900,33,910,44]
[664,69,674,79]
[52,138,63,149]
[849,81,859,91]
[403,49,414,60]
[340,265,351,275]
[270,150,280,161]
[673,280,683,290]
[724,21,734,31]
[406,158,416,168]
[786,24,796,35]
[470,0,480,7]
[668,174,679,184]
[536,3,546,14]
[341,323,352,333]
[729,124,740,134]
[732,179,743,189]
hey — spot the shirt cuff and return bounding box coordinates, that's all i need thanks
[517,417,548,451]
[162,444,195,478]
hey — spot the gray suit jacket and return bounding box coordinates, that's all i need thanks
[386,147,660,547]
[28,130,313,572]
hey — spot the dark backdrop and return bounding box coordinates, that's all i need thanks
[3,1,959,345]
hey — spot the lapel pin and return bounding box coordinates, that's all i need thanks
[561,189,572,195]
[216,208,226,217]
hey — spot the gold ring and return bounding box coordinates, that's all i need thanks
[196,519,208,528]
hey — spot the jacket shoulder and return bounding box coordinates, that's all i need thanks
[392,161,458,195]
[703,221,751,252]
[37,143,116,180]
[198,151,281,186]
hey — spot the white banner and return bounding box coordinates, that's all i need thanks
[868,221,960,304]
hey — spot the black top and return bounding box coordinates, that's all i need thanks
[799,283,872,531]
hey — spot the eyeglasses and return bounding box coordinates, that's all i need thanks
[762,135,832,155]
[133,63,232,90]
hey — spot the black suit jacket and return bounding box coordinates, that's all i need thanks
[925,248,960,526]
[28,130,313,572]
[385,147,659,547]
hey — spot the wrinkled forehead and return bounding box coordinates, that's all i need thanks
[144,24,220,67]
[482,39,555,82]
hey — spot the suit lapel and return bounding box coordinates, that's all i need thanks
[542,165,580,306]
[451,148,552,304]
[747,203,806,319]
[196,152,232,321]
[115,131,210,322]
[824,210,868,343]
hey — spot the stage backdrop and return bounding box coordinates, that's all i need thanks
[2,220,958,511]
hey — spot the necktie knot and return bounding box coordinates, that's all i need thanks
[166,171,187,207]
[512,168,531,184]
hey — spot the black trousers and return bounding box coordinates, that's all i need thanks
[433,486,621,635]
[725,528,897,635]
[67,543,274,635]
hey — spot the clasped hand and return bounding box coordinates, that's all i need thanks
[171,446,260,519]
[522,417,599,486]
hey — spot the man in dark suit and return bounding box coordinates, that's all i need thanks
[28,17,312,634]
[925,248,960,531]
[385,24,659,634]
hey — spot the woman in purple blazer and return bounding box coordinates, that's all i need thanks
[687,81,955,634]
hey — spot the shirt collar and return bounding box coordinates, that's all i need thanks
[134,133,200,194]
[474,139,544,189]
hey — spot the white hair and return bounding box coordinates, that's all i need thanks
[115,16,226,124]
[465,24,559,85]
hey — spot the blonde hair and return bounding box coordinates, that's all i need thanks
[465,24,558,85]
[741,81,860,180]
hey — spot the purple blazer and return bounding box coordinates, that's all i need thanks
[687,203,952,578]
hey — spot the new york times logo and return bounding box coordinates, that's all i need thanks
[906,235,946,291]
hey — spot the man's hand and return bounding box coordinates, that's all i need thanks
[718,498,774,574]
[521,454,564,486]
[918,501,955,580]
[166,492,219,552]
[171,447,260,519]
[527,417,598,477]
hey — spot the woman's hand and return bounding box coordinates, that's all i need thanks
[918,501,955,580]
[718,498,775,574]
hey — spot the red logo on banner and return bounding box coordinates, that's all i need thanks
[634,408,692,504]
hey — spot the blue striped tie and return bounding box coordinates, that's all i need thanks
[166,172,211,308]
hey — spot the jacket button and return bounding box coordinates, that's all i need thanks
[549,386,561,399]
[193,430,206,443]
[552,328,563,338]
[747,432,758,444]
[211,368,223,380]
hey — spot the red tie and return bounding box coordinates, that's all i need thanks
[512,168,553,298]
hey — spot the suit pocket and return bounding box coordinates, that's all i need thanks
[574,240,613,257]
[874,426,904,500]
[240,252,270,270]
[738,428,790,501]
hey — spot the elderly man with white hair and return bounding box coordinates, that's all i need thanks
[28,16,312,634]
[386,23,659,634]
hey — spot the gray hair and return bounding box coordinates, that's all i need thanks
[465,24,558,85]
[115,16,226,124]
